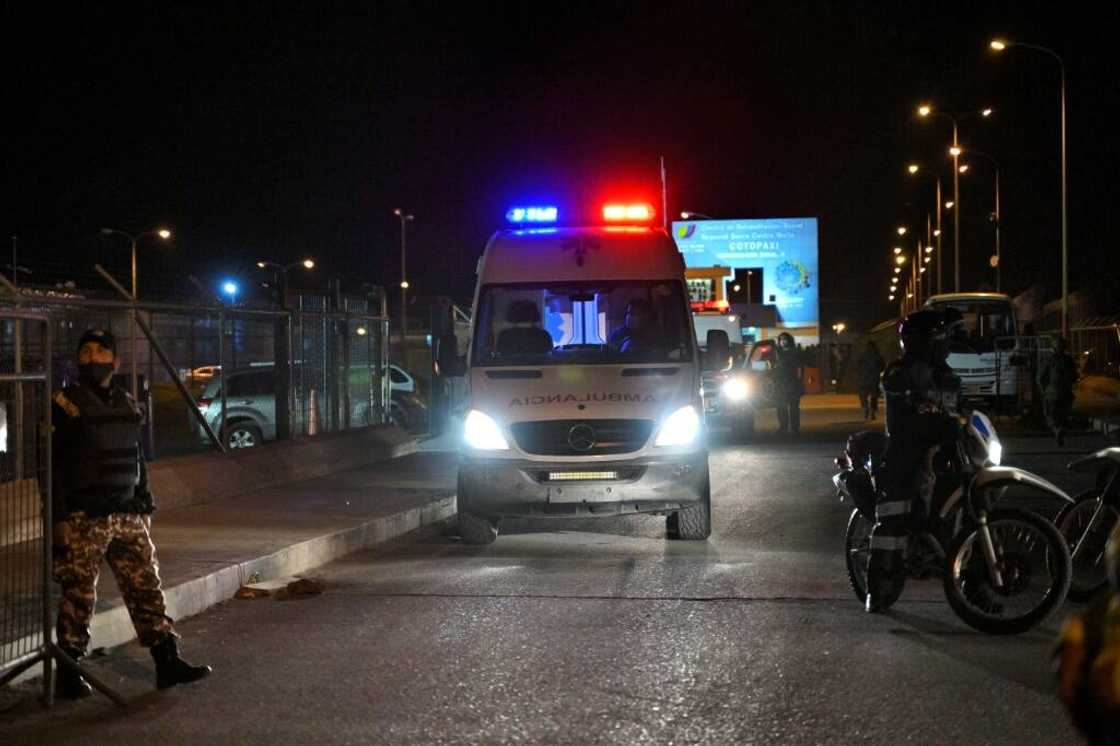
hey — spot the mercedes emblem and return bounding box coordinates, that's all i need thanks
[567,423,597,452]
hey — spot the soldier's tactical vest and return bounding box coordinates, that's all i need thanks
[55,384,143,515]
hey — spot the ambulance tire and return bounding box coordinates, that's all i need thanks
[732,413,755,442]
[667,478,712,540]
[457,479,498,545]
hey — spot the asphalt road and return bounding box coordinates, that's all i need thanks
[2,400,1106,744]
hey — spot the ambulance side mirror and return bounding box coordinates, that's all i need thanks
[705,330,731,371]
[436,332,466,377]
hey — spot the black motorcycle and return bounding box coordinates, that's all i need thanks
[834,410,1073,635]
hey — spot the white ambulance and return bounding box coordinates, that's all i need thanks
[437,202,720,544]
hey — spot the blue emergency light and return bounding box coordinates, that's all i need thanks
[505,205,558,224]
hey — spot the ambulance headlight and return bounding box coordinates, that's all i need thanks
[988,439,1002,467]
[655,405,702,447]
[463,410,510,451]
[721,377,750,402]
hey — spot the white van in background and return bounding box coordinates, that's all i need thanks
[923,293,1021,408]
[439,202,718,545]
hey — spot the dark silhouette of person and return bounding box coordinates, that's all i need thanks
[1038,336,1077,446]
[774,332,804,435]
[858,342,886,420]
[609,299,661,353]
[496,300,553,356]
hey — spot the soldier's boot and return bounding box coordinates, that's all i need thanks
[151,638,211,690]
[55,649,93,700]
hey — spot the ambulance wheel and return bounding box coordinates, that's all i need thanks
[732,414,755,442]
[457,479,498,545]
[668,478,712,540]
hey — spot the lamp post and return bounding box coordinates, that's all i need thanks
[917,105,993,292]
[960,150,1002,291]
[256,258,316,309]
[991,39,1067,334]
[907,163,944,294]
[393,208,414,344]
[99,226,172,400]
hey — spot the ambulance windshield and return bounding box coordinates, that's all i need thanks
[472,281,693,366]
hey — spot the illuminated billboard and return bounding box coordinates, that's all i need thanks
[672,217,819,327]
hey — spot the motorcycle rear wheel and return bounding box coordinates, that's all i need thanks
[943,508,1071,635]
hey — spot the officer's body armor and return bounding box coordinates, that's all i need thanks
[883,356,959,476]
[56,383,145,516]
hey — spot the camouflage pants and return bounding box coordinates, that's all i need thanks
[52,512,176,653]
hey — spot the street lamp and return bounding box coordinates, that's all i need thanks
[221,280,239,302]
[893,246,903,255]
[961,149,1003,291]
[990,38,1068,333]
[897,226,908,236]
[958,164,970,174]
[256,258,316,309]
[906,163,945,294]
[917,104,993,291]
[99,226,173,400]
[393,208,414,342]
[680,211,714,220]
[945,201,955,210]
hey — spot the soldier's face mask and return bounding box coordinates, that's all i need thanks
[78,362,115,385]
[77,342,117,385]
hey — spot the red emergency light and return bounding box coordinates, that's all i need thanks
[690,299,730,314]
[602,203,655,223]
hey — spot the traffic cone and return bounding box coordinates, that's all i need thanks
[307,386,320,436]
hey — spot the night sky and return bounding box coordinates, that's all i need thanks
[5,2,1116,331]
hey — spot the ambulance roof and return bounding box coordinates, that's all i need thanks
[478,227,684,285]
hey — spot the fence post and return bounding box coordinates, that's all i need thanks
[218,311,227,448]
[341,314,352,430]
[274,312,291,441]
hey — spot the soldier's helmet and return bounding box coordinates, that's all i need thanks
[898,307,963,361]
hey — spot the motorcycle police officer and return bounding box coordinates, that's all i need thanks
[51,329,210,698]
[866,308,962,613]
[1057,522,1120,744]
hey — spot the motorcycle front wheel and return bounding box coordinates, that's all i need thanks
[1055,489,1118,603]
[943,508,1072,635]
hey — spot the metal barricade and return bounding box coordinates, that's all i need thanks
[0,311,125,706]
[0,312,51,694]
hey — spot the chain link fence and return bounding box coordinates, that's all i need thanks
[0,296,389,459]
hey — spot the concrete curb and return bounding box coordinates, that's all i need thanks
[11,492,456,684]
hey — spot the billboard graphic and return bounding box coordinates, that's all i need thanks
[672,217,819,326]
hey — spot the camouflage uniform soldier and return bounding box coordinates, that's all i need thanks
[52,329,210,698]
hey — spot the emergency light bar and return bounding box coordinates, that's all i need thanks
[602,203,654,222]
[506,206,558,224]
